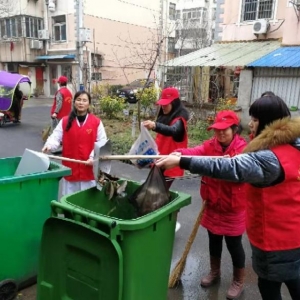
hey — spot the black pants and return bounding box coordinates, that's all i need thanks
[11,98,21,120]
[208,230,245,268]
[258,277,300,300]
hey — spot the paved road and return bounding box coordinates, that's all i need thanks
[0,98,291,300]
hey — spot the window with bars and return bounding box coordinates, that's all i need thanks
[25,17,43,38]
[61,65,72,81]
[91,53,103,68]
[0,16,42,39]
[168,37,175,52]
[242,0,275,21]
[169,3,176,20]
[92,72,102,81]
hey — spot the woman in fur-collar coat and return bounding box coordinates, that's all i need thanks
[155,95,300,300]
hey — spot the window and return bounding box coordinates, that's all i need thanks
[91,72,102,81]
[212,8,216,20]
[169,3,176,20]
[7,63,18,73]
[180,28,207,39]
[168,37,175,53]
[53,15,66,42]
[183,8,202,20]
[242,0,275,21]
[61,65,72,81]
[24,16,43,38]
[175,10,181,20]
[91,53,103,67]
[0,16,27,38]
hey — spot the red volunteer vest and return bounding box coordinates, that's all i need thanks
[200,138,246,211]
[62,114,100,182]
[246,144,300,251]
[156,117,188,177]
[51,87,73,119]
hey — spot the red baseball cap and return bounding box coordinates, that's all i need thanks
[156,87,179,105]
[208,110,240,131]
[56,76,68,84]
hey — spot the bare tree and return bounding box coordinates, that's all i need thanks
[0,0,19,17]
[174,18,209,57]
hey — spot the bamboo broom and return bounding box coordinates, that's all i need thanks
[168,201,207,288]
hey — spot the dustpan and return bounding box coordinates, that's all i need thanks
[15,149,50,176]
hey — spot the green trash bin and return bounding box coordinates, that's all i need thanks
[37,181,191,300]
[0,156,70,300]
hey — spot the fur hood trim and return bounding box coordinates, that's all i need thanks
[243,117,300,153]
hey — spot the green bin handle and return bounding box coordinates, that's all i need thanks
[51,201,121,239]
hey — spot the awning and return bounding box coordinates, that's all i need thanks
[164,40,281,67]
[247,47,300,67]
[35,54,75,60]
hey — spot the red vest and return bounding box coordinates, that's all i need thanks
[246,144,300,251]
[200,137,246,211]
[62,114,100,182]
[155,117,188,177]
[51,87,73,119]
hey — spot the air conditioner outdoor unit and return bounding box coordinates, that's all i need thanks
[38,30,49,40]
[30,39,43,50]
[253,19,269,34]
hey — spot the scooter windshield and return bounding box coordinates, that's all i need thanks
[0,72,31,111]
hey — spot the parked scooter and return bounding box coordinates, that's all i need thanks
[0,71,31,127]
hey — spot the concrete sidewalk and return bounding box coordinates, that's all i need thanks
[23,97,53,108]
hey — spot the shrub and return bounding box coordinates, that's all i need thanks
[188,119,213,147]
[136,84,160,116]
[215,97,237,112]
[99,96,126,119]
[91,83,110,99]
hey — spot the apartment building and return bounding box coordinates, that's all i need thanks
[164,0,300,120]
[166,0,216,58]
[0,0,45,94]
[0,0,166,96]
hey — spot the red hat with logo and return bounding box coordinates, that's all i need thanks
[56,76,68,84]
[156,87,180,106]
[208,110,240,131]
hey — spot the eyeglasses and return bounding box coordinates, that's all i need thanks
[75,98,89,103]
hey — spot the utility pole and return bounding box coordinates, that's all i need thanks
[156,0,164,89]
[75,0,84,91]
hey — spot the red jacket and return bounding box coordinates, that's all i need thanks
[51,87,72,119]
[177,134,247,236]
[156,117,188,177]
[246,144,300,251]
[62,114,100,182]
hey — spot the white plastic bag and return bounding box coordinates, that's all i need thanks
[128,124,159,168]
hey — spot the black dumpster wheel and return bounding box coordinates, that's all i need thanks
[0,280,18,300]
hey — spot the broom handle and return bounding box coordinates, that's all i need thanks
[46,154,224,163]
[98,155,223,160]
[168,201,207,288]
[46,154,89,165]
[181,201,206,260]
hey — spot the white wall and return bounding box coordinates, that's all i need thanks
[20,0,44,17]
[177,0,207,10]
[84,0,161,29]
